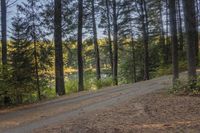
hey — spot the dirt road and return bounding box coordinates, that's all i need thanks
[0,73,177,133]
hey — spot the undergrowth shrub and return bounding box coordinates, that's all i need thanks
[155,61,188,77]
[94,77,113,89]
[65,77,113,94]
[170,77,200,96]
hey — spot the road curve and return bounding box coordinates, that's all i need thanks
[0,73,180,133]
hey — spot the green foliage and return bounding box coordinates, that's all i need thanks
[42,87,56,99]
[64,76,113,94]
[179,61,188,72]
[1,0,195,107]
[65,80,78,94]
[154,65,172,77]
[169,80,185,94]
[0,66,13,105]
[0,12,54,106]
[94,78,113,89]
[155,61,188,77]
[119,57,135,84]
[170,77,200,96]
[8,14,36,104]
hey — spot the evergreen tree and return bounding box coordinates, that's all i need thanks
[169,0,179,83]
[10,13,35,104]
[112,0,118,85]
[18,0,53,99]
[182,0,198,85]
[177,0,184,52]
[41,0,78,68]
[84,0,101,80]
[1,0,7,66]
[77,0,84,91]
[54,0,65,95]
[99,0,113,75]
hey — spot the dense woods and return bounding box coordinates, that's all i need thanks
[0,0,200,105]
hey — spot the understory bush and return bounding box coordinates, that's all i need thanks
[170,77,200,96]
[65,77,113,94]
[94,77,113,89]
[155,61,188,77]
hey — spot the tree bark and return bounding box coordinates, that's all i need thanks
[91,0,101,80]
[195,0,199,64]
[169,0,179,83]
[112,0,118,85]
[1,0,7,66]
[140,0,149,80]
[165,0,171,64]
[159,0,166,65]
[106,0,113,75]
[54,0,65,95]
[182,0,197,82]
[77,0,84,91]
[177,0,184,51]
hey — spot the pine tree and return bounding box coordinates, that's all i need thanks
[77,0,84,91]
[1,0,7,66]
[54,0,66,95]
[105,0,113,75]
[99,0,113,75]
[41,0,78,69]
[84,0,101,80]
[18,0,53,99]
[10,13,35,104]
[91,0,101,80]
[139,0,150,80]
[177,0,184,52]
[112,0,118,85]
[159,0,166,65]
[182,0,197,85]
[169,0,179,83]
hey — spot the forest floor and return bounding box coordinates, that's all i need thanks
[36,90,200,133]
[0,72,200,133]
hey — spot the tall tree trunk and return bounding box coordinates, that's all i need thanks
[1,0,7,66]
[106,0,113,75]
[77,0,84,91]
[54,0,65,95]
[182,0,197,83]
[177,0,184,51]
[165,0,170,64]
[169,0,179,83]
[159,0,166,65]
[140,0,149,80]
[91,0,101,80]
[197,0,200,27]
[195,0,199,64]
[112,0,118,85]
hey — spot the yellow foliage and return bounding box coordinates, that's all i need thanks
[64,67,77,74]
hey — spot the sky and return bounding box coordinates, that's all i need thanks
[7,0,25,37]
[7,0,105,39]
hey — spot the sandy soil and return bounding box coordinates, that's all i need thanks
[35,90,200,133]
